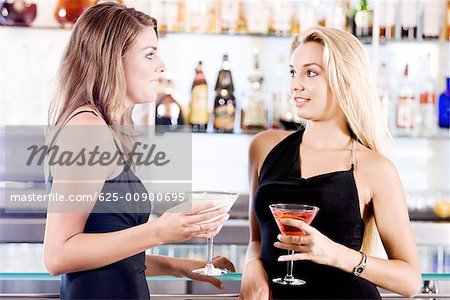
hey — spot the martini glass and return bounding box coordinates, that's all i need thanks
[187,191,239,276]
[269,203,319,285]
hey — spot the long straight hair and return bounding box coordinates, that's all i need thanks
[291,26,393,257]
[48,2,158,127]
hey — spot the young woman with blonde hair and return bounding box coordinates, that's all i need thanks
[239,26,421,299]
[44,3,234,299]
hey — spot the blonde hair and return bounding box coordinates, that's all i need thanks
[49,2,158,127]
[291,26,392,257]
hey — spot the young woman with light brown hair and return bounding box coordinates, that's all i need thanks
[44,3,234,299]
[240,26,421,299]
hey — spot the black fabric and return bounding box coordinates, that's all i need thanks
[47,111,152,299]
[254,126,381,300]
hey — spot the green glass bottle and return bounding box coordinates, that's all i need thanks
[352,0,373,43]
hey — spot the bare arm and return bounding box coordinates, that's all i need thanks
[334,157,421,296]
[240,130,290,300]
[276,156,422,297]
[44,113,228,275]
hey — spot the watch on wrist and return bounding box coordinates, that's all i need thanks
[353,251,367,277]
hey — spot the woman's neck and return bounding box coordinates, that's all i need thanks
[303,118,352,150]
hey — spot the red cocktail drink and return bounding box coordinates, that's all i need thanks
[269,203,319,285]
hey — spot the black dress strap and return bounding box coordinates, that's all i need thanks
[350,139,356,170]
[62,110,99,126]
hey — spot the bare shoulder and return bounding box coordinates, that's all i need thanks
[249,129,293,174]
[58,106,114,150]
[65,106,105,126]
[355,143,399,186]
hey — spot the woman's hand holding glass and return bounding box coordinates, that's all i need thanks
[274,218,338,266]
[181,256,236,289]
[152,202,230,244]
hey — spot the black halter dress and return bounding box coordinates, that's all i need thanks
[47,110,152,299]
[254,126,381,299]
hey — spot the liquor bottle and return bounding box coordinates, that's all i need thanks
[246,0,269,34]
[150,1,168,33]
[235,0,247,34]
[0,0,37,26]
[379,0,396,41]
[378,63,391,128]
[220,0,239,33]
[189,61,209,132]
[213,55,236,133]
[173,0,185,32]
[271,55,290,129]
[352,0,373,43]
[446,1,450,40]
[155,75,184,132]
[241,48,267,132]
[438,77,450,128]
[268,7,276,35]
[54,0,95,27]
[272,0,293,36]
[419,54,437,136]
[300,1,319,32]
[344,0,353,33]
[290,10,300,35]
[160,0,179,32]
[396,64,415,132]
[206,0,220,33]
[187,0,207,33]
[422,0,443,40]
[325,0,347,31]
[400,0,418,40]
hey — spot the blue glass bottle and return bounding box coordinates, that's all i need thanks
[438,77,450,128]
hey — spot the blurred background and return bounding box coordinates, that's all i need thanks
[0,0,449,298]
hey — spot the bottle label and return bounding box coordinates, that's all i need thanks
[355,10,372,29]
[214,103,235,130]
[400,0,418,27]
[190,84,209,124]
[220,1,239,32]
[397,97,414,128]
[379,0,396,27]
[423,1,442,37]
[272,1,293,34]
[246,1,269,34]
[325,5,346,30]
[243,98,267,127]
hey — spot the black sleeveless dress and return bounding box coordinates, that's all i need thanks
[254,126,381,299]
[47,111,152,299]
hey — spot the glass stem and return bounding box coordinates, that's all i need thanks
[205,236,214,269]
[286,250,295,279]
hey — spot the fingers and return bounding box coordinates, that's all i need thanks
[186,206,228,224]
[279,218,313,233]
[191,224,223,239]
[200,214,230,231]
[277,234,311,245]
[278,252,309,262]
[213,256,236,272]
[194,275,224,289]
[190,201,216,214]
[189,214,229,238]
[274,241,304,252]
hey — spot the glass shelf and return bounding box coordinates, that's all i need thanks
[1,25,449,46]
[1,272,449,281]
[158,128,450,140]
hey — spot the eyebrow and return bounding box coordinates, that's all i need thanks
[142,46,157,51]
[290,63,323,69]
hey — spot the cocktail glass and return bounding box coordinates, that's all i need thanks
[269,203,319,285]
[188,191,239,276]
